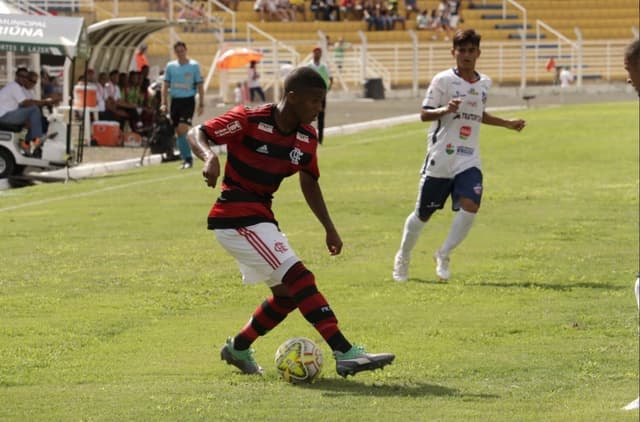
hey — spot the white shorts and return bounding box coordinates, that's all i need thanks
[215,222,300,287]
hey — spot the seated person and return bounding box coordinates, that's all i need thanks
[0,67,59,155]
[404,0,417,20]
[290,0,307,20]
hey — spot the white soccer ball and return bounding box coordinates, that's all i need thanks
[274,337,323,384]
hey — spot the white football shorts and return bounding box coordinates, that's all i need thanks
[214,222,300,287]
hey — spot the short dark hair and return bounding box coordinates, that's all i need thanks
[15,66,28,77]
[284,66,327,92]
[625,39,640,67]
[453,29,481,48]
[173,41,187,50]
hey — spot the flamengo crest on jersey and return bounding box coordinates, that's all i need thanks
[200,104,320,229]
[422,68,491,178]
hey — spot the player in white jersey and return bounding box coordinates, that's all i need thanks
[392,29,526,282]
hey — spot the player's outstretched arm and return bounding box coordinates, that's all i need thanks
[482,111,526,132]
[299,171,343,256]
[187,126,220,188]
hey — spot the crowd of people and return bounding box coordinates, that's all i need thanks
[251,0,463,38]
[79,65,157,137]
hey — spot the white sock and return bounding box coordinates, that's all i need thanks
[439,209,476,257]
[634,275,639,310]
[398,212,426,257]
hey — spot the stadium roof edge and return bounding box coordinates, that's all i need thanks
[87,17,174,72]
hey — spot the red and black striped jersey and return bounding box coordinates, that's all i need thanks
[200,104,320,229]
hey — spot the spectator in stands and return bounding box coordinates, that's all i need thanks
[309,0,325,21]
[416,9,434,30]
[290,0,307,20]
[333,36,348,72]
[340,0,355,20]
[363,0,382,31]
[135,44,149,72]
[277,0,296,21]
[559,66,574,88]
[308,46,333,143]
[353,0,364,20]
[433,0,453,41]
[379,3,394,30]
[388,2,406,29]
[448,0,462,29]
[325,0,341,21]
[387,0,398,15]
[0,67,58,155]
[404,0,418,20]
[247,60,266,102]
[255,0,285,21]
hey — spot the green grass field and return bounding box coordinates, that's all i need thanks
[1,102,638,421]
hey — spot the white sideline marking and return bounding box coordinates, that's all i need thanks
[0,173,188,213]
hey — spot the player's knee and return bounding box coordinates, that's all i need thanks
[416,208,435,222]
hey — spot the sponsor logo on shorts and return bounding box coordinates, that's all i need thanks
[473,183,483,195]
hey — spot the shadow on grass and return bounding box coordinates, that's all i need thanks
[470,280,625,291]
[408,278,624,291]
[302,378,500,400]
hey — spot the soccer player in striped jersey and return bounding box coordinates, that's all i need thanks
[187,66,394,377]
[392,29,526,282]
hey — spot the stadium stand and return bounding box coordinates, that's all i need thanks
[27,0,639,90]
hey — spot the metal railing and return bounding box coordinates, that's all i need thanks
[3,0,94,13]
[535,20,581,86]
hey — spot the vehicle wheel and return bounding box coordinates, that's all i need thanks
[0,148,15,179]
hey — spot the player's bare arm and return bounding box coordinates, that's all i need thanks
[187,126,220,188]
[299,171,343,255]
[482,111,526,131]
[420,98,462,121]
[160,81,169,112]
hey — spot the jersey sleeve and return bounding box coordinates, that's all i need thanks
[422,72,446,110]
[299,124,320,179]
[194,62,203,84]
[200,105,247,146]
[302,153,320,180]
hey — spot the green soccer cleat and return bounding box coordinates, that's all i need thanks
[220,337,264,375]
[334,345,395,377]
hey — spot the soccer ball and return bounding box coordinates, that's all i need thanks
[274,337,323,384]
